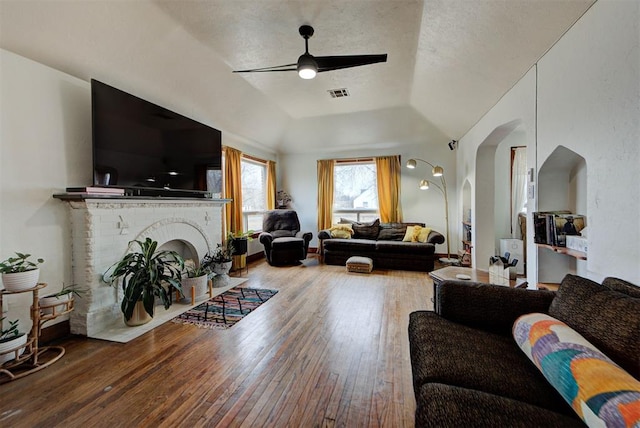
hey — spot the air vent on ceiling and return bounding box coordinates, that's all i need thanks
[328,88,350,98]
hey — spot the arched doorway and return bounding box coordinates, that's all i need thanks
[474,119,527,269]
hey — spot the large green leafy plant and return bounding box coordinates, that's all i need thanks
[103,238,184,321]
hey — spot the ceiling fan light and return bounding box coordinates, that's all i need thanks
[297,54,318,79]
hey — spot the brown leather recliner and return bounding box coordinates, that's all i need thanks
[259,210,313,265]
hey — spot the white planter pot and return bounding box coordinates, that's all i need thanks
[39,292,72,315]
[0,333,28,365]
[1,269,40,292]
[181,274,208,301]
[212,261,233,276]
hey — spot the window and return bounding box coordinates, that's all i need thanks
[333,160,378,223]
[241,157,267,232]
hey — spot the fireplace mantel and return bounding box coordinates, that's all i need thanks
[56,196,229,337]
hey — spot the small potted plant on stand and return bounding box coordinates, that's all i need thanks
[0,253,44,292]
[181,261,209,304]
[103,238,184,326]
[39,283,84,316]
[202,241,234,288]
[228,231,254,272]
[0,318,27,365]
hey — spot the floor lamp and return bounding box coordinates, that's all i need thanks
[406,158,457,265]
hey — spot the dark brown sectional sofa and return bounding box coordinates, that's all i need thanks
[408,274,640,427]
[317,221,444,272]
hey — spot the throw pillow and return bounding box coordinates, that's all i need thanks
[329,224,353,239]
[378,223,412,241]
[548,274,640,379]
[351,219,380,240]
[513,313,640,428]
[402,225,432,243]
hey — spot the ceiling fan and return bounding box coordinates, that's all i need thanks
[232,25,387,80]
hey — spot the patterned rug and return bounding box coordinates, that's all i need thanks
[171,287,278,330]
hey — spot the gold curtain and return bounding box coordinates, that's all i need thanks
[375,155,403,223]
[317,159,335,230]
[266,160,276,210]
[223,146,243,236]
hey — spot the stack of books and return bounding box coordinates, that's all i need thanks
[65,186,125,196]
[533,211,586,247]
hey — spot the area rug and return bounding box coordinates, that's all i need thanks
[171,287,278,330]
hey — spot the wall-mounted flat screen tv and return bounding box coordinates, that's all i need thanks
[91,79,222,194]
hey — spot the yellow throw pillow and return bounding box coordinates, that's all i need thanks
[329,224,354,239]
[402,225,432,243]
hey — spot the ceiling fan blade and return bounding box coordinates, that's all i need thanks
[315,54,387,72]
[232,63,297,73]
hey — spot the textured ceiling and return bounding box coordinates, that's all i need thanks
[0,0,595,153]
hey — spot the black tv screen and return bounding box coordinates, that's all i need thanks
[91,79,222,194]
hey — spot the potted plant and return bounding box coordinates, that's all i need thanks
[39,283,84,315]
[180,262,209,303]
[201,241,234,286]
[0,318,27,365]
[228,231,254,256]
[0,252,44,292]
[103,238,184,326]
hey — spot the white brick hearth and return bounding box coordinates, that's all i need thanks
[61,198,227,337]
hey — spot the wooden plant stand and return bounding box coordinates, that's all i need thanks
[0,283,73,383]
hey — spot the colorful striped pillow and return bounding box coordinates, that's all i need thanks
[513,313,640,428]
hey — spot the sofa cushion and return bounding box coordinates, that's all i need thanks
[437,281,556,336]
[377,222,425,241]
[548,274,640,378]
[350,218,380,239]
[602,276,640,298]
[322,238,376,252]
[415,383,584,428]
[408,311,573,415]
[377,223,408,241]
[271,236,305,249]
[514,313,640,427]
[270,230,296,238]
[375,240,434,255]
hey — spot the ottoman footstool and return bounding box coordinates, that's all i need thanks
[346,256,373,273]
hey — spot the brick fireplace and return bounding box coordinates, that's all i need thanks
[59,198,227,337]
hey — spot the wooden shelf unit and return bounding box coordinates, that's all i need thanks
[535,243,587,260]
[0,283,72,383]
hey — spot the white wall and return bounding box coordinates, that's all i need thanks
[1,50,91,329]
[536,0,639,283]
[458,68,537,277]
[458,0,640,286]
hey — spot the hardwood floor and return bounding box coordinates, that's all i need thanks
[0,257,434,427]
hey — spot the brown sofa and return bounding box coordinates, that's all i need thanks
[317,220,444,272]
[408,274,640,427]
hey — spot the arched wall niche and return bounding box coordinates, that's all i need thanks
[537,145,588,284]
[474,119,527,269]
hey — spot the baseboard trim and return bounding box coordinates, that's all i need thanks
[40,320,71,344]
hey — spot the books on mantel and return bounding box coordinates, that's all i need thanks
[66,186,125,195]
